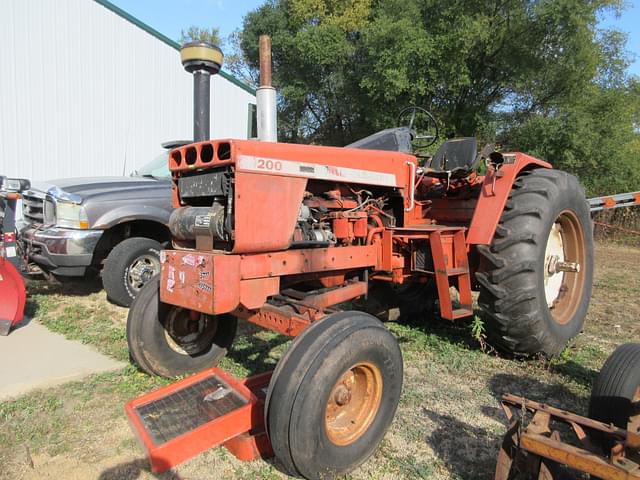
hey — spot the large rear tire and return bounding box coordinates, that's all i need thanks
[126,277,237,377]
[265,311,403,479]
[588,343,640,452]
[476,169,593,356]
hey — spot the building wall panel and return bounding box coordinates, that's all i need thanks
[0,0,256,181]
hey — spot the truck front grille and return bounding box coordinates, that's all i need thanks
[22,193,55,225]
[22,193,44,224]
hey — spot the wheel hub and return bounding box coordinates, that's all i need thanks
[128,254,160,292]
[163,308,218,356]
[325,362,383,446]
[543,210,587,325]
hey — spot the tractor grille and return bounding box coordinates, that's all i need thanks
[133,374,248,445]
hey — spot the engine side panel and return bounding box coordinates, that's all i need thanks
[233,172,307,253]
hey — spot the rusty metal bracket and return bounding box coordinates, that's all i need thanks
[496,394,640,480]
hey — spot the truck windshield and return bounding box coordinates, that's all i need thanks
[134,152,170,179]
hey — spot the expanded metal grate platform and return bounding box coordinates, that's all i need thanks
[126,368,259,472]
[134,374,248,445]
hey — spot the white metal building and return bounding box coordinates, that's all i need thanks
[0,0,256,181]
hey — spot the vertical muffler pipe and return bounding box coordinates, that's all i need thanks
[180,41,224,142]
[257,35,277,142]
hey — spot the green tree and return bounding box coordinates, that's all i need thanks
[180,26,222,46]
[234,0,638,194]
[503,79,640,195]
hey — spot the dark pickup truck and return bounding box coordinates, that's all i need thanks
[19,148,180,306]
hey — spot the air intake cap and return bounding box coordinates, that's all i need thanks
[180,41,223,74]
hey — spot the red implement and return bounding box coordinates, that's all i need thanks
[0,254,26,336]
[125,368,273,473]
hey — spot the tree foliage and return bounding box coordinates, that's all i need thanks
[179,26,222,46]
[232,0,639,195]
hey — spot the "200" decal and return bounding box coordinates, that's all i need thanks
[256,158,283,171]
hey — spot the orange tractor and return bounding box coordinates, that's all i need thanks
[125,42,594,478]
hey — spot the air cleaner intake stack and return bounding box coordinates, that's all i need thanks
[257,35,277,142]
[180,41,224,142]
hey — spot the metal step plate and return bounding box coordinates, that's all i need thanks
[126,368,257,473]
[135,374,248,445]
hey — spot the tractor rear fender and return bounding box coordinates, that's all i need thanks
[466,153,551,246]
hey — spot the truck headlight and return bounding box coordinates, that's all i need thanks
[56,202,89,229]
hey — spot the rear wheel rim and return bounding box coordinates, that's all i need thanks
[163,308,218,356]
[544,210,586,325]
[128,254,160,292]
[325,362,383,446]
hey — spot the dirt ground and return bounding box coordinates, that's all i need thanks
[0,242,638,480]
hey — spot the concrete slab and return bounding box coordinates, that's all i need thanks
[0,319,125,400]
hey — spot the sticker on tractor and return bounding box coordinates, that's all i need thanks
[181,254,196,267]
[195,215,211,228]
[166,266,175,292]
[197,282,212,293]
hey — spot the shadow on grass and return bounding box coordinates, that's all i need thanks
[23,276,107,323]
[225,322,290,376]
[392,309,486,354]
[422,408,501,480]
[488,372,588,413]
[423,373,590,480]
[549,360,599,390]
[26,276,103,297]
[98,458,183,480]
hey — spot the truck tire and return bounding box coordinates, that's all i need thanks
[103,237,162,307]
[126,277,237,377]
[588,343,640,451]
[476,169,593,356]
[265,311,403,479]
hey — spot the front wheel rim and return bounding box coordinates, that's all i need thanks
[325,362,383,446]
[128,254,160,292]
[163,308,218,356]
[543,210,587,325]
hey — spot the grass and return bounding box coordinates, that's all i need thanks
[0,242,638,479]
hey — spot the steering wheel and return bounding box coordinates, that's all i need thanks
[396,106,438,150]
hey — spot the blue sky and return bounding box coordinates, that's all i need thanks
[111,0,639,76]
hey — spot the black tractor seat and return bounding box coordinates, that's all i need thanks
[426,137,479,179]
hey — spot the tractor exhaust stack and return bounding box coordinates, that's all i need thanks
[180,41,224,142]
[257,35,277,142]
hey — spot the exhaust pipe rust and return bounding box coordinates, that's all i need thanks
[257,35,277,142]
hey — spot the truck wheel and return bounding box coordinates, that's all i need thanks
[126,277,237,377]
[476,169,593,356]
[588,343,640,452]
[103,237,162,307]
[265,311,403,479]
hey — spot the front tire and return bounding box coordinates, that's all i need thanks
[476,169,593,356]
[265,311,403,479]
[126,277,237,377]
[102,237,162,307]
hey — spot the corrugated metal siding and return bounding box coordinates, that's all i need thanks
[0,0,256,181]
